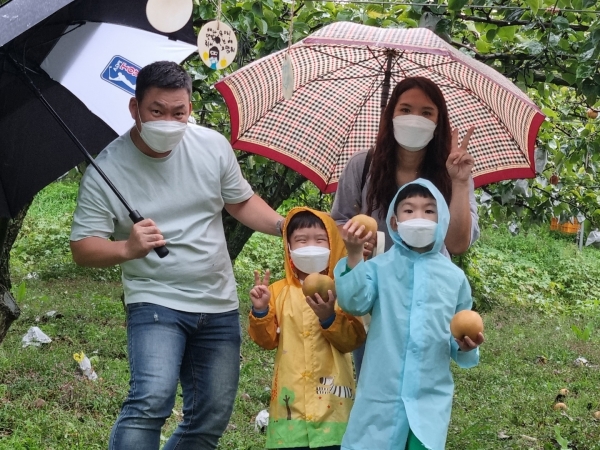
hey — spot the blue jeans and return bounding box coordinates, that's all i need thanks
[109,303,241,450]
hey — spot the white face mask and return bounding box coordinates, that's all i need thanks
[136,109,187,153]
[392,115,437,152]
[397,218,437,248]
[289,246,330,274]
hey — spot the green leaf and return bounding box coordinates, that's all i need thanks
[576,61,596,79]
[497,26,517,41]
[580,79,599,106]
[475,40,491,53]
[562,72,577,85]
[552,16,571,31]
[251,1,263,17]
[254,16,268,34]
[542,108,558,118]
[522,40,544,55]
[448,0,468,12]
[16,281,26,302]
[525,0,540,15]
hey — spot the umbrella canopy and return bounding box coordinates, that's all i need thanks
[215,22,546,193]
[0,0,197,218]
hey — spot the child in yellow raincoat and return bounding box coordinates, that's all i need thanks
[249,207,367,450]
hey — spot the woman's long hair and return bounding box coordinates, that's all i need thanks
[366,77,452,219]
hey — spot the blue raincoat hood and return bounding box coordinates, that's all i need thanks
[386,178,450,254]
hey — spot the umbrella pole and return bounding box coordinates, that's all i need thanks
[380,51,394,118]
[8,56,168,258]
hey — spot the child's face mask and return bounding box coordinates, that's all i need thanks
[397,218,437,248]
[289,246,330,274]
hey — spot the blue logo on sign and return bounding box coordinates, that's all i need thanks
[100,56,141,95]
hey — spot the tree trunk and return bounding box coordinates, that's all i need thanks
[224,171,306,261]
[0,290,19,344]
[0,202,31,344]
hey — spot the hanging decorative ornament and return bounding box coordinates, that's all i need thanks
[281,0,296,100]
[146,0,193,33]
[198,0,237,70]
[282,53,294,100]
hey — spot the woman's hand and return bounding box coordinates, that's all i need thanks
[446,126,475,183]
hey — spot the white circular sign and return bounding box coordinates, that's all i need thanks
[146,0,193,34]
[198,21,238,70]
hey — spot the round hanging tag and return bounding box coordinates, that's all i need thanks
[282,53,294,100]
[198,21,238,70]
[146,0,193,33]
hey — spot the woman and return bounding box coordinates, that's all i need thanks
[331,76,480,378]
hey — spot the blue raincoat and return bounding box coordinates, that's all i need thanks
[334,179,479,450]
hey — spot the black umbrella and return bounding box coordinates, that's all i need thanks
[0,0,198,257]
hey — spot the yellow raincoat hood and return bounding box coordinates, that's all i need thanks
[282,207,347,286]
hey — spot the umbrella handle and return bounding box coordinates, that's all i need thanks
[129,210,169,258]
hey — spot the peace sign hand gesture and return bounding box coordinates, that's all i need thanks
[249,269,271,311]
[446,126,476,184]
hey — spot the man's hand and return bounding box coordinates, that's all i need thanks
[250,270,271,311]
[124,219,166,259]
[305,290,336,322]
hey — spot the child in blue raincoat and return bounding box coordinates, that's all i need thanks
[334,179,484,450]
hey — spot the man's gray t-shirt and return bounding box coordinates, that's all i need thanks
[70,124,253,313]
[331,150,480,258]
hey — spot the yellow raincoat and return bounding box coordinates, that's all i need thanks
[249,207,366,449]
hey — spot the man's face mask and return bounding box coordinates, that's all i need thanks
[289,246,330,274]
[136,106,187,153]
[397,218,437,248]
[392,115,437,152]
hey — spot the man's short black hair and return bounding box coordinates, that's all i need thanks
[286,211,326,240]
[393,184,436,213]
[135,61,192,103]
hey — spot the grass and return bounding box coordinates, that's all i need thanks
[2,181,600,449]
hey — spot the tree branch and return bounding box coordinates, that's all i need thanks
[455,13,589,32]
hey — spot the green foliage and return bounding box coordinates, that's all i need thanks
[554,425,570,450]
[234,232,285,282]
[571,322,593,341]
[10,181,120,283]
[460,224,600,313]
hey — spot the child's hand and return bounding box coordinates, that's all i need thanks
[363,233,377,259]
[305,290,336,322]
[342,220,373,267]
[250,270,271,311]
[455,332,484,352]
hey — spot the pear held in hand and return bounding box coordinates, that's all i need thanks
[302,273,335,300]
[450,310,484,341]
[351,214,377,239]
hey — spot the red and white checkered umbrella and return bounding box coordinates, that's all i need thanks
[215,22,545,193]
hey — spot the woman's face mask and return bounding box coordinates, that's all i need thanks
[397,218,437,248]
[392,115,437,152]
[136,108,187,153]
[289,245,330,274]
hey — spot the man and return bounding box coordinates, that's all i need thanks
[70,61,284,450]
